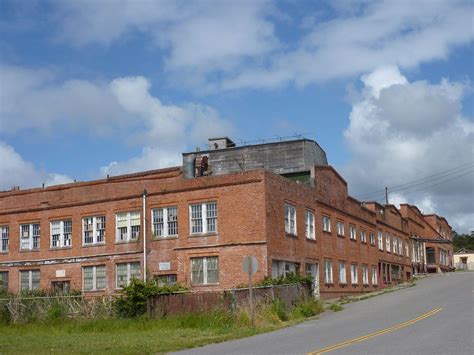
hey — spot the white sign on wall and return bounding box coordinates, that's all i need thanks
[56,270,66,278]
[159,262,171,271]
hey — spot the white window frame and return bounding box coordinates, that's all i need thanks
[116,262,141,288]
[305,210,315,240]
[152,207,178,238]
[324,260,333,283]
[362,265,369,285]
[322,216,331,232]
[338,261,346,284]
[20,223,40,250]
[360,229,367,243]
[351,264,358,285]
[378,231,383,250]
[385,233,391,253]
[82,216,106,245]
[284,203,297,235]
[115,211,141,242]
[371,266,378,285]
[370,231,375,245]
[349,225,357,240]
[1,226,9,252]
[189,202,218,235]
[336,221,345,236]
[399,239,403,256]
[19,269,40,291]
[50,220,72,248]
[393,237,398,255]
[191,256,219,285]
[82,265,106,291]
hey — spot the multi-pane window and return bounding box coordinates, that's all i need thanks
[349,225,356,240]
[378,231,383,250]
[393,237,398,255]
[362,265,369,285]
[371,266,378,285]
[116,262,141,288]
[338,261,346,284]
[50,220,72,248]
[405,242,409,257]
[0,271,8,291]
[191,256,219,285]
[324,259,333,283]
[1,226,9,252]
[190,202,218,235]
[360,229,367,243]
[20,270,40,291]
[83,216,106,245]
[284,204,297,235]
[351,264,358,284]
[399,239,403,256]
[370,232,375,245]
[83,265,106,291]
[336,221,345,236]
[155,274,177,286]
[385,233,391,253]
[152,207,178,238]
[305,210,315,240]
[20,223,40,250]
[322,216,331,232]
[116,211,141,242]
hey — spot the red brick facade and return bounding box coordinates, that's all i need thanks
[0,148,453,297]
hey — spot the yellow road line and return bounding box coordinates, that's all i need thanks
[308,307,443,355]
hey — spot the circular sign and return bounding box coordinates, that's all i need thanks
[243,256,258,275]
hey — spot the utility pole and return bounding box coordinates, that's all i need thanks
[385,186,388,204]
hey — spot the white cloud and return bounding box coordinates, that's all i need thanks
[343,66,474,233]
[0,141,72,190]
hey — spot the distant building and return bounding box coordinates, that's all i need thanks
[453,248,474,271]
[0,137,453,297]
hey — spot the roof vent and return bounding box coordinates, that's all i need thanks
[208,137,236,150]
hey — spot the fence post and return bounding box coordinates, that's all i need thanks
[146,297,151,318]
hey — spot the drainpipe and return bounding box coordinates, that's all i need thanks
[143,189,147,281]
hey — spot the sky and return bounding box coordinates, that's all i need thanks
[0,0,473,233]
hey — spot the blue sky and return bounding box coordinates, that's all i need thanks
[0,0,473,232]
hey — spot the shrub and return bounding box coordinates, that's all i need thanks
[114,279,187,318]
[270,298,288,321]
[293,298,323,318]
[255,273,313,288]
[329,303,343,312]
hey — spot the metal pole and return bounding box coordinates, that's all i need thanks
[248,257,254,327]
[143,189,147,281]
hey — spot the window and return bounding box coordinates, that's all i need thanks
[349,225,356,240]
[191,256,219,285]
[1,226,9,252]
[50,220,72,248]
[0,271,8,291]
[324,260,333,283]
[351,264,358,285]
[385,233,391,253]
[378,231,383,250]
[338,261,346,284]
[152,207,178,238]
[83,265,106,291]
[393,237,398,255]
[272,260,299,278]
[336,221,345,236]
[399,239,403,256]
[190,202,218,235]
[116,262,141,288]
[371,266,378,285]
[284,204,297,235]
[362,265,369,285]
[155,274,177,286]
[20,223,40,250]
[405,242,409,257]
[116,211,140,242]
[83,216,105,245]
[305,210,315,239]
[360,229,367,243]
[322,216,331,232]
[20,270,40,291]
[370,232,375,245]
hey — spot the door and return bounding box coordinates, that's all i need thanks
[305,263,319,299]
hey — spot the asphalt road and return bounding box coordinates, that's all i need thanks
[174,272,474,355]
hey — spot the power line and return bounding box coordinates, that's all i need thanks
[355,162,474,199]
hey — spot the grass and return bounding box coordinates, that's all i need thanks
[0,299,325,354]
[329,303,344,312]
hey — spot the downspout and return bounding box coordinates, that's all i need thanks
[143,189,147,281]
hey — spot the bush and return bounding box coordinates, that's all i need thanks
[293,298,323,318]
[270,298,288,321]
[329,303,343,312]
[114,279,187,318]
[255,273,313,289]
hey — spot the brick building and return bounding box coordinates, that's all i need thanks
[0,138,452,297]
